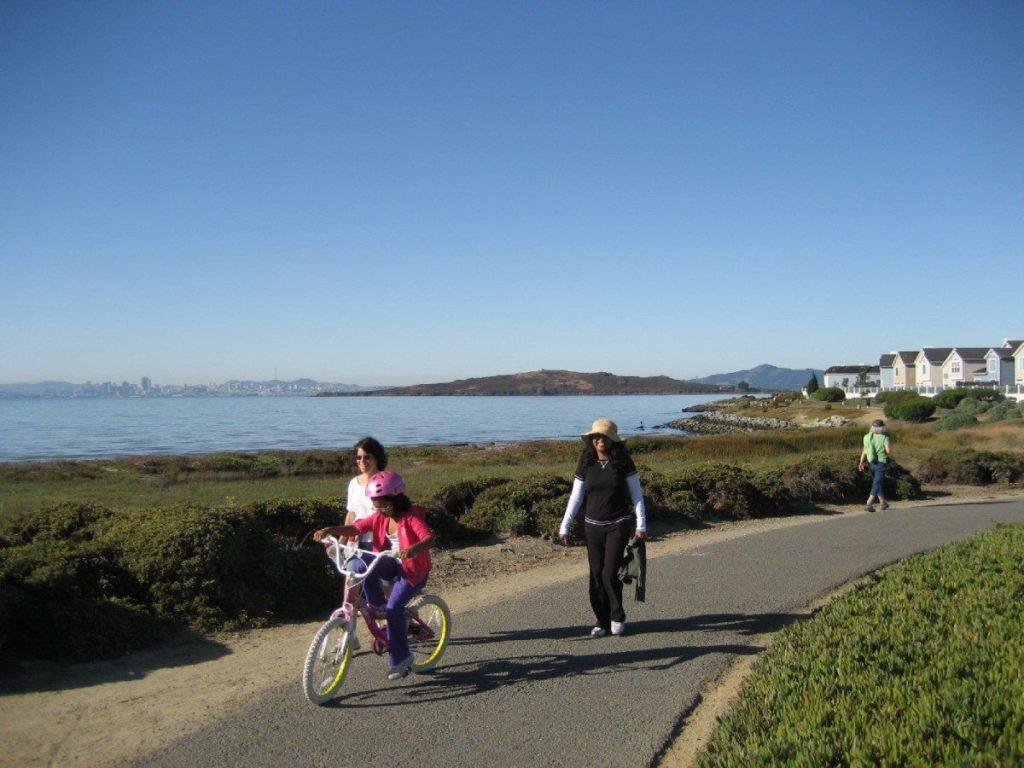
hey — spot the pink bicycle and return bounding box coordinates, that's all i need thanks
[302,536,451,705]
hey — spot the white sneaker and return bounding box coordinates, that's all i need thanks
[611,621,626,636]
[590,626,607,638]
[387,655,413,681]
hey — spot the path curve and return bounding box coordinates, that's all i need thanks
[121,498,1024,768]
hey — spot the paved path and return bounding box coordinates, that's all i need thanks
[133,499,1024,768]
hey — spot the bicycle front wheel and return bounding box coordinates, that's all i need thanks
[406,594,451,673]
[302,616,355,704]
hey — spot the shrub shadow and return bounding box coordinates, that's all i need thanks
[0,629,232,696]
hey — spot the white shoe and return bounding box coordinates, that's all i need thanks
[611,621,626,636]
[590,626,607,638]
[387,655,413,681]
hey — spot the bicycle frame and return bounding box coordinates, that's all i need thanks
[321,537,435,656]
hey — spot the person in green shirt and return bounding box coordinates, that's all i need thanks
[858,418,892,511]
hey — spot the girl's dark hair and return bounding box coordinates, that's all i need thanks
[578,441,631,472]
[382,493,412,517]
[354,436,387,469]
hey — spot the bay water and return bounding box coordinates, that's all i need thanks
[0,394,728,462]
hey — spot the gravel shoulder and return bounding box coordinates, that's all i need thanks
[2,485,1022,768]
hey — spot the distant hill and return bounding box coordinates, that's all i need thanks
[0,381,83,397]
[320,370,735,396]
[691,364,824,392]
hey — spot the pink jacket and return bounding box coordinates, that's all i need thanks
[352,506,433,585]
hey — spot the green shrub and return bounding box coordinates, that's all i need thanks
[0,507,168,659]
[873,390,918,405]
[748,467,791,516]
[782,456,862,503]
[782,456,920,503]
[811,387,846,403]
[643,471,715,524]
[916,450,1024,485]
[933,388,973,409]
[933,410,978,432]
[429,477,512,521]
[101,504,329,632]
[985,401,1023,422]
[0,497,349,661]
[884,395,936,422]
[460,475,571,537]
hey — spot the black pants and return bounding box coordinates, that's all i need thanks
[584,519,632,630]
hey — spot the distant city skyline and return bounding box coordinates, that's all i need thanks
[2,3,1021,386]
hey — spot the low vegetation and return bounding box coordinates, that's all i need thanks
[1,401,1021,662]
[697,524,1024,767]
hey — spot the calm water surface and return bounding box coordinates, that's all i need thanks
[0,395,728,461]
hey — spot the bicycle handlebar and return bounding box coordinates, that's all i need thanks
[320,536,393,580]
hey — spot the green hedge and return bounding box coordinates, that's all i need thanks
[811,387,846,403]
[916,450,1024,485]
[0,499,343,660]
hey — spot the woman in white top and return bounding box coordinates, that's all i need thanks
[345,437,388,546]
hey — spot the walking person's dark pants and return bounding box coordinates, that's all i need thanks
[584,518,632,630]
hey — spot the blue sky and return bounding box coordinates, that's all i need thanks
[2,1,1021,387]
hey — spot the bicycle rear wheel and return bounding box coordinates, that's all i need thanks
[406,594,451,673]
[302,616,355,704]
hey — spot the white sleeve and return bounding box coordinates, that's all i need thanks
[626,473,646,532]
[558,478,586,537]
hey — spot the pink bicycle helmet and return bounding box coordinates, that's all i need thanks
[364,470,406,499]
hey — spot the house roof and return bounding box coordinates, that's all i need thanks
[894,351,919,364]
[946,347,991,364]
[917,348,953,364]
[879,354,896,367]
[987,346,1015,360]
[1005,340,1024,355]
[825,365,879,374]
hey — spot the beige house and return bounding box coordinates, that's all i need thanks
[914,348,952,393]
[890,351,918,390]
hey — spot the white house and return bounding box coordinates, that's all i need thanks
[823,365,880,396]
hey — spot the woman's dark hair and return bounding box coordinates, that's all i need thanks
[578,440,631,472]
[354,436,387,469]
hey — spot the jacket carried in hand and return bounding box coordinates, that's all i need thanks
[617,537,646,602]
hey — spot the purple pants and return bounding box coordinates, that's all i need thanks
[348,555,426,666]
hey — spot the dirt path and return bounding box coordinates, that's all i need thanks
[2,487,1020,768]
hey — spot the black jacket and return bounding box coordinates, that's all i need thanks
[617,537,646,602]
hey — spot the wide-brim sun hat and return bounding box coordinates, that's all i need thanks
[582,418,623,444]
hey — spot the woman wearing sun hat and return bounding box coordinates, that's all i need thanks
[559,418,647,637]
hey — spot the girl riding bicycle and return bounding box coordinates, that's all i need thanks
[314,470,434,680]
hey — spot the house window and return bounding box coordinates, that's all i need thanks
[988,358,996,372]
[952,362,961,375]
